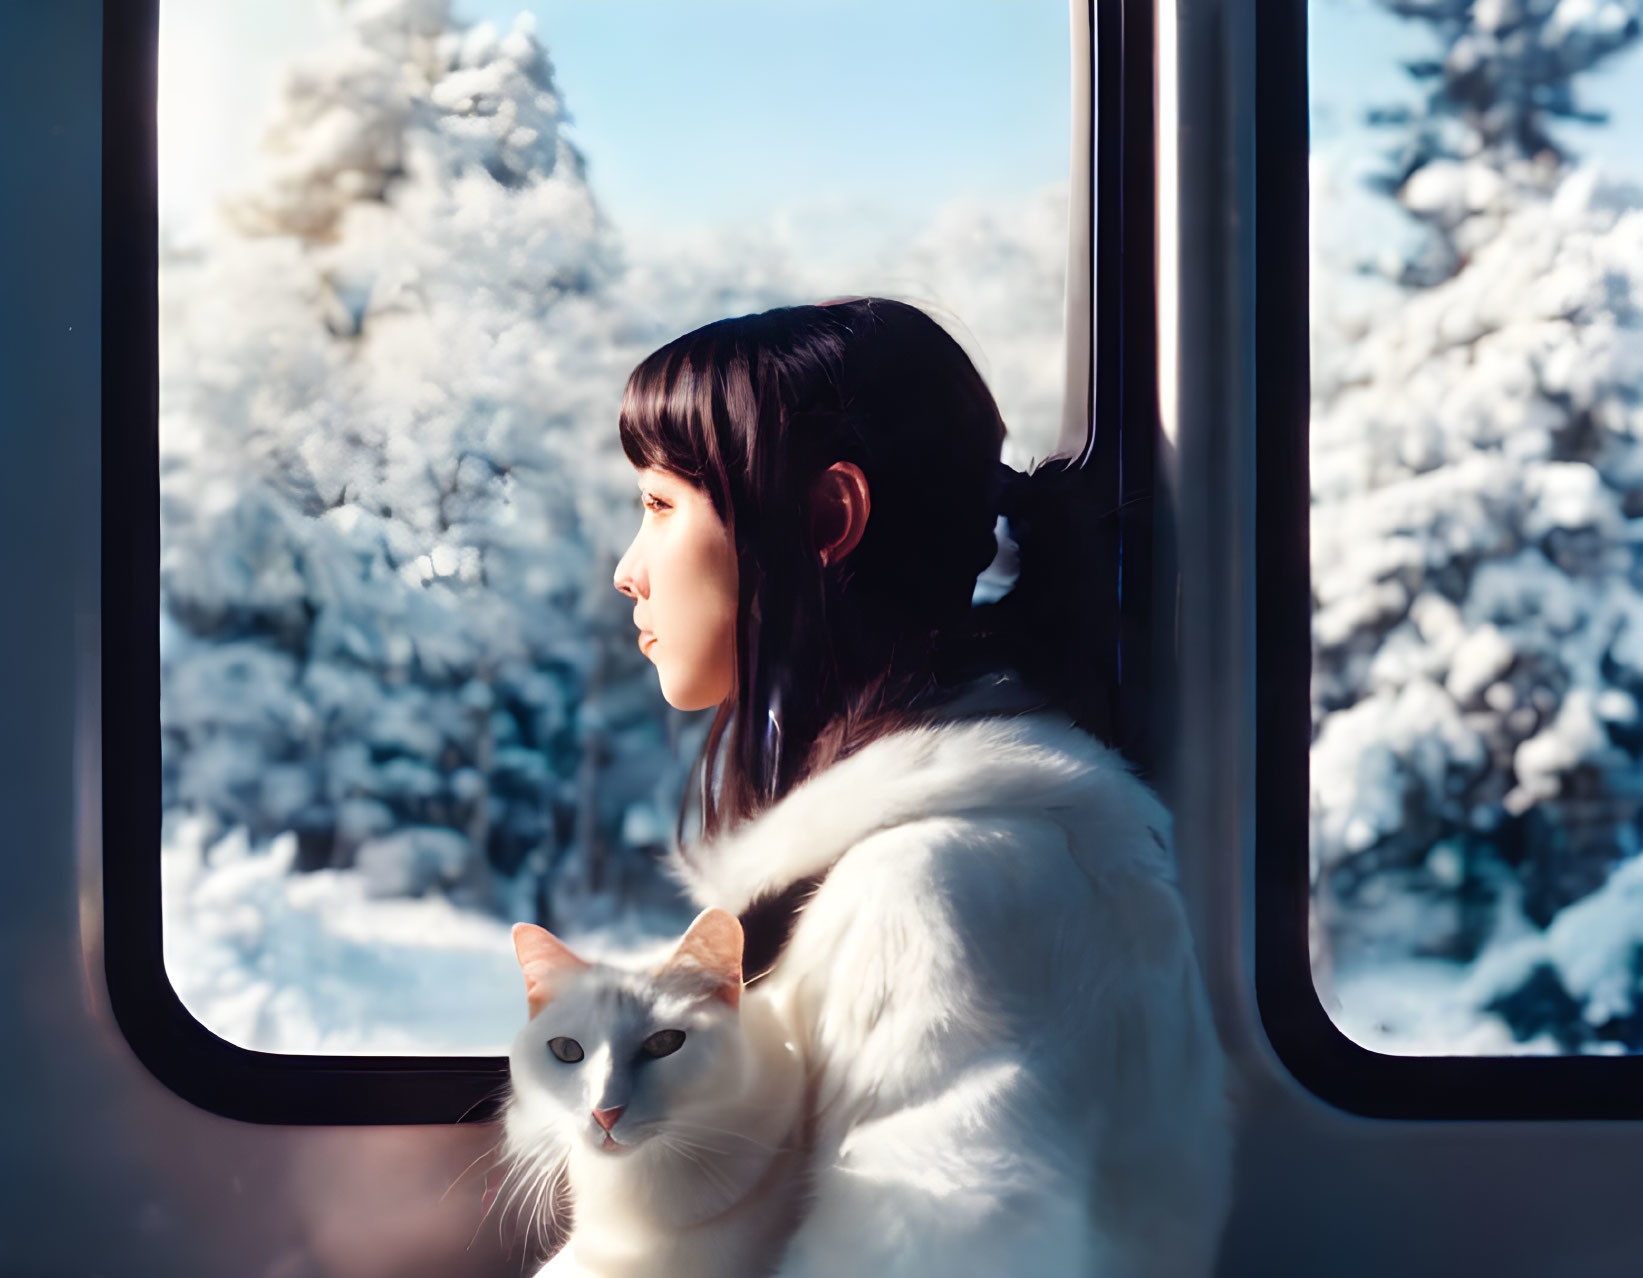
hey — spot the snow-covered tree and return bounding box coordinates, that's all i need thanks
[1311,0,1643,1051]
[160,0,691,930]
[1366,0,1642,282]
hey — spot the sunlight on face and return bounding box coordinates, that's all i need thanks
[612,468,738,711]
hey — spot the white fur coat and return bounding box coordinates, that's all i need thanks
[671,695,1233,1278]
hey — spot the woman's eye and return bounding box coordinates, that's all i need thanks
[641,1029,686,1059]
[548,1036,584,1063]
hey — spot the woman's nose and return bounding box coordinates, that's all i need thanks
[613,541,641,599]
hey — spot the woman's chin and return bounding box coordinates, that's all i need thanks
[657,672,729,713]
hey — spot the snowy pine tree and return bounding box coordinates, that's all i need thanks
[1311,0,1643,1050]
[1367,0,1642,282]
[160,0,689,930]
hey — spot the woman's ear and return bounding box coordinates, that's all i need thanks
[810,461,871,566]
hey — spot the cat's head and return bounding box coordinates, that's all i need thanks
[504,908,750,1162]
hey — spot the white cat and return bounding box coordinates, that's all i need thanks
[500,908,808,1278]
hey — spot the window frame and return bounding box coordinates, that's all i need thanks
[1090,0,1162,773]
[1250,0,1643,1119]
[103,0,1112,1124]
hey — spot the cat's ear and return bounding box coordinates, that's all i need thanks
[512,922,590,1019]
[657,907,743,1010]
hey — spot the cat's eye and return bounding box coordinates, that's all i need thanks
[641,1029,686,1059]
[548,1036,584,1063]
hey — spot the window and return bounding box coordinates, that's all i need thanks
[1255,0,1643,1117]
[106,0,1097,1120]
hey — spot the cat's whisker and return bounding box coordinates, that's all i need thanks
[665,1131,758,1161]
[525,1176,545,1259]
[455,1080,513,1126]
[513,1166,544,1260]
[492,1143,564,1265]
[663,1118,793,1155]
[517,1154,570,1265]
[463,1142,523,1248]
[656,1140,722,1199]
[465,1157,516,1253]
[443,1140,503,1205]
[540,1174,572,1265]
[531,1161,566,1249]
[491,1162,529,1246]
[656,1132,743,1201]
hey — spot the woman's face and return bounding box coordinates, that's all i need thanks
[612,467,739,712]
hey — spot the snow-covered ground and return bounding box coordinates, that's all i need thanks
[163,815,687,1054]
[1324,847,1643,1057]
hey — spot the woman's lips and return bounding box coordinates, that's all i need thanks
[638,632,656,654]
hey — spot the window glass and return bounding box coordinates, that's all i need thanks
[1309,0,1643,1055]
[157,0,1072,1053]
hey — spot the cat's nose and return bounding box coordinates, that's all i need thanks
[591,1106,625,1132]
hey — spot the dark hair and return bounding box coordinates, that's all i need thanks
[618,298,1115,844]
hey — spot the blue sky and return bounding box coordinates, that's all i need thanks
[157,0,1641,243]
[454,0,1072,242]
[159,0,1072,244]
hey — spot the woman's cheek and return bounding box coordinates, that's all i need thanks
[648,508,737,711]
[646,587,719,710]
[670,603,733,710]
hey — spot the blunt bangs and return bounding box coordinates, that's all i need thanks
[618,344,702,475]
[617,323,756,526]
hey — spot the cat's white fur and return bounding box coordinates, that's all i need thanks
[666,697,1234,1277]
[502,911,807,1278]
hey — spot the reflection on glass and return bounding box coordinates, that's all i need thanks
[1308,0,1643,1055]
[157,0,1071,1054]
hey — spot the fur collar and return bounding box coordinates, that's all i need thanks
[667,701,1174,917]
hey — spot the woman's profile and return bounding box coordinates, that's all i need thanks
[551,297,1231,1275]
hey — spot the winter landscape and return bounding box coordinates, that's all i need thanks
[157,0,1070,1053]
[1309,0,1643,1053]
[157,0,1643,1060]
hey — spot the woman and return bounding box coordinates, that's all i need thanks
[611,298,1231,1276]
